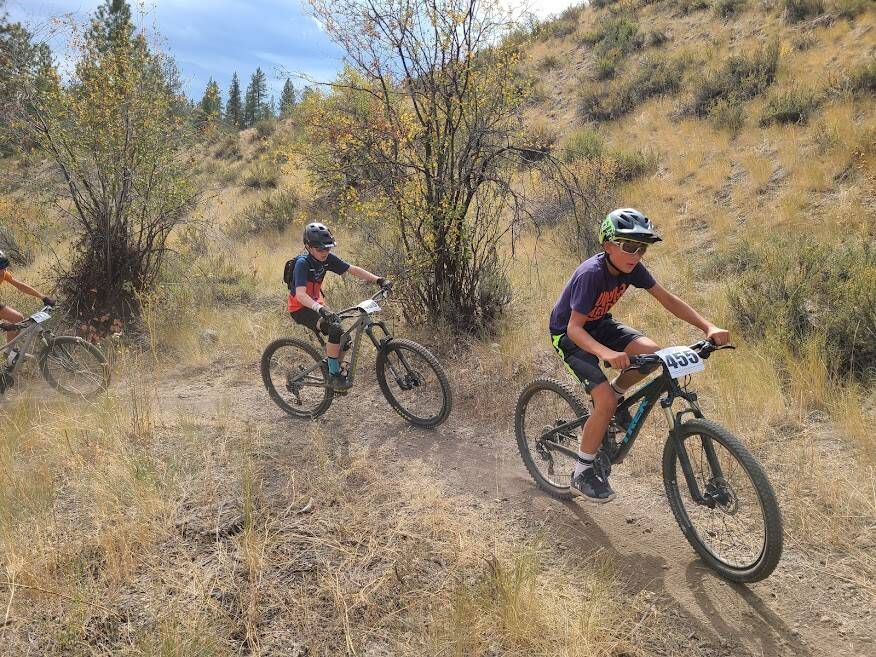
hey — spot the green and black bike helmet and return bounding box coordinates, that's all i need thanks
[598,208,662,245]
[0,250,9,269]
[303,222,336,249]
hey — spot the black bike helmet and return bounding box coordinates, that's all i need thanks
[303,222,336,248]
[598,208,662,244]
[0,250,8,269]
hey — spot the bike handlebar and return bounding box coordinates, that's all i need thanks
[1,305,56,332]
[337,286,391,318]
[609,340,735,373]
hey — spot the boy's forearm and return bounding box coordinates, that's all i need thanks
[14,281,44,299]
[663,294,711,332]
[347,266,379,282]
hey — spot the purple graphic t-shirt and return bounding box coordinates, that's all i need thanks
[549,252,656,334]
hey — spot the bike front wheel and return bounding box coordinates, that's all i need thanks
[375,339,451,427]
[39,336,110,399]
[514,378,588,500]
[261,337,332,419]
[663,418,783,582]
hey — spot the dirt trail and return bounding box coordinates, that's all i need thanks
[160,352,874,657]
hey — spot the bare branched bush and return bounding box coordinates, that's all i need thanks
[6,16,199,323]
[303,0,588,334]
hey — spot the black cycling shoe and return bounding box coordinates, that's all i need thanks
[570,468,616,503]
[329,371,353,393]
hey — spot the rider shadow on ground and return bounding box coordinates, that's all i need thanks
[684,562,812,657]
[526,495,812,657]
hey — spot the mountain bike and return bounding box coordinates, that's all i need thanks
[261,288,452,427]
[514,340,783,582]
[0,306,110,399]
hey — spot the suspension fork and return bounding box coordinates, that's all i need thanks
[664,392,723,506]
[369,321,416,385]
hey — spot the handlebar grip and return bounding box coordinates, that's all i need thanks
[0,323,18,332]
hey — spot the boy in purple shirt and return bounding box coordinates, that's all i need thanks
[550,209,729,503]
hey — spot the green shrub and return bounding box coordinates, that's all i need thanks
[595,49,624,80]
[580,53,688,120]
[709,96,747,132]
[213,133,242,160]
[242,161,280,189]
[728,238,876,381]
[783,0,824,22]
[563,127,606,162]
[834,0,869,19]
[714,0,746,18]
[677,0,711,14]
[644,30,669,47]
[231,189,300,236]
[252,119,276,141]
[584,14,642,53]
[690,38,780,116]
[847,58,876,97]
[610,147,658,180]
[539,54,560,71]
[760,87,821,125]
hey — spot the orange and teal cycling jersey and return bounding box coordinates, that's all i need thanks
[287,253,350,312]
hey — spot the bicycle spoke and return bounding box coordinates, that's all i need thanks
[517,385,581,491]
[676,434,767,570]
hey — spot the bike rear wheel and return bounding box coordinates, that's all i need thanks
[261,337,332,419]
[375,338,451,427]
[39,336,110,399]
[514,378,588,500]
[663,418,783,582]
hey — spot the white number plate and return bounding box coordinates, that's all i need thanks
[656,345,705,379]
[357,299,382,314]
[30,311,51,323]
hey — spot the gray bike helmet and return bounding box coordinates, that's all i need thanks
[0,250,8,269]
[598,208,662,244]
[303,222,336,248]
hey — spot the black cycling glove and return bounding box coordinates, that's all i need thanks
[376,277,393,290]
[318,306,340,325]
[42,296,56,307]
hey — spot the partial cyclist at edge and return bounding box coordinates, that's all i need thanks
[287,222,392,392]
[0,250,55,382]
[549,208,730,503]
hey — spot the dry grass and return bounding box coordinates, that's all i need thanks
[0,350,668,656]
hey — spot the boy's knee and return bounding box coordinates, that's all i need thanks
[591,384,618,414]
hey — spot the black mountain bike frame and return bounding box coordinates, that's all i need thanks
[538,341,731,508]
[293,290,412,390]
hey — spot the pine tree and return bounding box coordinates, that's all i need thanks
[87,0,134,50]
[243,67,268,128]
[225,72,242,129]
[279,78,296,118]
[198,77,221,123]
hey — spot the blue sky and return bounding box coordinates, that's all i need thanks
[7,1,577,102]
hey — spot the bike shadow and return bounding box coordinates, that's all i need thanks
[519,493,812,657]
[684,562,811,657]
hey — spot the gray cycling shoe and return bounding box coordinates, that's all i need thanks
[329,371,353,392]
[571,468,616,503]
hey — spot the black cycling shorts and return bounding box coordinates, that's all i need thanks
[551,315,643,392]
[290,308,349,348]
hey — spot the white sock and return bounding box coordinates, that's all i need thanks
[574,451,596,477]
[609,377,628,399]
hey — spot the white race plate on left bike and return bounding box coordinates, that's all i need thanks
[656,345,705,379]
[357,299,382,314]
[30,311,51,323]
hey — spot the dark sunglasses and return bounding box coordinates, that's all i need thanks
[310,245,333,252]
[610,239,648,255]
